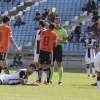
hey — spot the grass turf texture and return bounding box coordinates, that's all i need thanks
[0,68,100,100]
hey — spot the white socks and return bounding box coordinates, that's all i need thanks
[86,68,90,75]
[43,69,47,81]
[92,67,95,75]
[35,70,39,80]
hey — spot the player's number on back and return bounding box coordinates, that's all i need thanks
[0,32,2,42]
[43,37,49,46]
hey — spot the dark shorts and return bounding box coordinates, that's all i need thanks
[0,53,7,61]
[39,50,52,64]
[53,45,62,62]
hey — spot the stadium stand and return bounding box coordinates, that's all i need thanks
[7,0,88,53]
[0,0,26,14]
[0,0,100,68]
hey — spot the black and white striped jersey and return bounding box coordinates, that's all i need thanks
[83,39,96,58]
[6,69,28,85]
[34,30,41,54]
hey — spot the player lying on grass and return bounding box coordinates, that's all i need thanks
[0,64,40,86]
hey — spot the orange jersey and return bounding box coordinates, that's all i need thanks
[0,24,12,53]
[40,30,57,52]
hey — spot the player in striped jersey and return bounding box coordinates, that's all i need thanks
[33,20,48,84]
[91,19,100,86]
[0,64,39,86]
[83,32,96,78]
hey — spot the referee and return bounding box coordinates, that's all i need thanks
[44,11,68,85]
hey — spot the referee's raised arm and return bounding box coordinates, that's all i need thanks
[43,10,53,29]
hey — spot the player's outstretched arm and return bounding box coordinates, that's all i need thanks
[22,83,40,86]
[43,10,53,29]
[43,16,49,29]
[9,37,20,53]
[20,80,40,86]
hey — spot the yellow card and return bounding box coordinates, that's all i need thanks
[52,7,56,12]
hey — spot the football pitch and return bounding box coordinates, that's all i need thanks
[0,68,100,100]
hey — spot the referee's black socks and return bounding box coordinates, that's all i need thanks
[3,67,10,75]
[47,68,51,83]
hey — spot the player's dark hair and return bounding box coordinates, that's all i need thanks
[39,20,45,27]
[29,64,36,69]
[2,16,10,23]
[54,17,61,21]
[49,23,55,30]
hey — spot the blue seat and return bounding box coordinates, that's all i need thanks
[8,0,88,49]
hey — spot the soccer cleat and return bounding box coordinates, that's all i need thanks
[91,82,97,86]
[92,74,96,78]
[44,81,49,85]
[35,80,42,85]
[49,81,52,85]
[58,82,62,85]
[35,80,39,82]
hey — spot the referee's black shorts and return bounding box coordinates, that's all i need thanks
[53,45,62,62]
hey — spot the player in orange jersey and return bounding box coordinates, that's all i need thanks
[0,16,20,74]
[38,23,57,85]
[44,11,68,85]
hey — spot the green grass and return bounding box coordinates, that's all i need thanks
[0,68,100,100]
